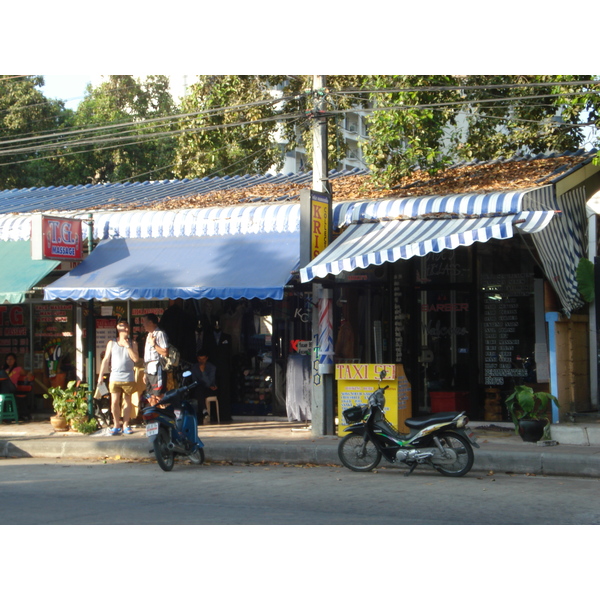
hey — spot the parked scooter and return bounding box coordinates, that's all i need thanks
[338,371,479,477]
[141,371,205,471]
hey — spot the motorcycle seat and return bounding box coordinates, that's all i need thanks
[405,412,462,429]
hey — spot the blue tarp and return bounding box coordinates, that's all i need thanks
[44,232,300,301]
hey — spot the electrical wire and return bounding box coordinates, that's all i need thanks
[0,92,300,147]
[332,78,600,95]
[1,76,598,176]
[0,110,306,159]
[0,115,306,174]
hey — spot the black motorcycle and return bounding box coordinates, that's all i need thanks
[338,371,479,477]
[141,371,205,471]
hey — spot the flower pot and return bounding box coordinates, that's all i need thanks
[50,414,69,432]
[70,415,88,432]
[518,418,547,443]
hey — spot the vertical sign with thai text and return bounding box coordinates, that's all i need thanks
[300,189,332,268]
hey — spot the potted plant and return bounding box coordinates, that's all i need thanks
[44,380,97,434]
[504,384,559,442]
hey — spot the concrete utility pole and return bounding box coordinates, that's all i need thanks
[312,75,330,197]
[86,214,95,418]
[311,76,334,436]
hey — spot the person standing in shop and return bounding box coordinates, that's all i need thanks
[159,299,197,366]
[142,313,169,397]
[97,319,140,435]
[207,318,232,422]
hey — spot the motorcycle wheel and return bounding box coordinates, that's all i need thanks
[153,428,175,472]
[431,431,474,477]
[188,447,205,465]
[338,433,382,472]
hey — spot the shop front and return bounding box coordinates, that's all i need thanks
[300,187,588,424]
[40,225,310,419]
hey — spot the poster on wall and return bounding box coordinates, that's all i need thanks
[0,305,30,361]
[481,273,533,386]
[95,318,117,372]
[33,304,75,386]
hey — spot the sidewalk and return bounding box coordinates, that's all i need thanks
[2,416,600,478]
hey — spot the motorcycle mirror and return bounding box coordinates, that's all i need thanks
[379,370,386,380]
[182,370,192,378]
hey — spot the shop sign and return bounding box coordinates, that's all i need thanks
[422,303,469,312]
[31,214,83,260]
[335,363,396,381]
[0,305,28,354]
[290,340,311,354]
[300,189,331,267]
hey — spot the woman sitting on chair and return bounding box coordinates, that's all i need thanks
[2,353,34,421]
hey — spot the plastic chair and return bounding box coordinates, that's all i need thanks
[205,396,220,424]
[0,394,19,423]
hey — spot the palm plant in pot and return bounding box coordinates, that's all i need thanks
[504,384,559,442]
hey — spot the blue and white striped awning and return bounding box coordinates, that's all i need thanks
[300,211,556,282]
[303,183,590,317]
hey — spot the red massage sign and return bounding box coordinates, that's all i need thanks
[31,214,83,260]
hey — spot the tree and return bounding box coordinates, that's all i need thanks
[354,75,598,186]
[173,75,300,179]
[63,75,178,184]
[0,75,70,189]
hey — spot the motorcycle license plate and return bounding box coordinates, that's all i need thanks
[146,422,159,437]
[465,427,479,445]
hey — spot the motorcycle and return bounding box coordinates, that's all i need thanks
[338,371,479,477]
[141,371,205,471]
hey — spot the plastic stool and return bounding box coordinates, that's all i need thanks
[0,394,19,423]
[205,396,220,424]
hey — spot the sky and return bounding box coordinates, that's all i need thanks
[41,75,190,109]
[41,75,99,109]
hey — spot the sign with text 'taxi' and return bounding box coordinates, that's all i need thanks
[31,214,84,260]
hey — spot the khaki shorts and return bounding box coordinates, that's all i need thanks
[109,381,138,396]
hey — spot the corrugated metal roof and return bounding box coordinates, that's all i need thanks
[1,150,596,217]
[0,169,365,215]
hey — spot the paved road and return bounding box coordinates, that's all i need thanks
[2,457,600,525]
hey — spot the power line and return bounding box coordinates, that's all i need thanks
[332,78,600,96]
[0,93,294,146]
[0,115,306,170]
[0,109,306,159]
[327,90,599,117]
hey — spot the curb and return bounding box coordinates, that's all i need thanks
[3,437,600,478]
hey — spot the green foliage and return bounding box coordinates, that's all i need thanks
[357,75,598,186]
[505,384,559,431]
[44,380,89,420]
[576,257,595,302]
[0,75,70,188]
[174,76,294,179]
[1,74,598,189]
[355,75,462,186]
[63,75,178,184]
[71,417,98,435]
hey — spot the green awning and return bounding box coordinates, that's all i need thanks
[0,240,60,304]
